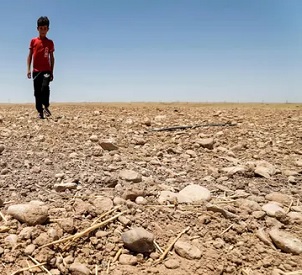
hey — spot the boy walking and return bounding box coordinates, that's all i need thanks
[27,16,55,119]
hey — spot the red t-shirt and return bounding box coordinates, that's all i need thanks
[29,37,55,72]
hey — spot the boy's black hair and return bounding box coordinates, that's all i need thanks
[37,16,50,27]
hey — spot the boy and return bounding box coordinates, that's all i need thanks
[27,16,55,119]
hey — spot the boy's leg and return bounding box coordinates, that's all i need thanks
[33,72,44,116]
[41,73,51,116]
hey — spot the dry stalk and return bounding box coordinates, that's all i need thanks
[112,248,123,263]
[10,262,47,275]
[284,271,302,275]
[28,255,52,275]
[106,260,111,274]
[42,211,126,248]
[286,199,294,214]
[220,224,233,235]
[95,264,98,275]
[91,205,121,226]
[155,226,190,263]
[0,211,7,223]
[153,240,164,254]
[25,259,33,275]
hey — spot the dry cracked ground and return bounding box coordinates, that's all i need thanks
[0,103,302,275]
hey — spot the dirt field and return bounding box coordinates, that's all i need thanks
[0,103,302,275]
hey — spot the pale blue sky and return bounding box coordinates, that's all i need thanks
[0,0,301,103]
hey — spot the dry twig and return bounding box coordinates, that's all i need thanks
[155,226,190,263]
[153,240,164,254]
[286,199,294,214]
[112,248,123,263]
[0,211,7,223]
[42,211,126,248]
[220,224,233,235]
[10,262,47,275]
[91,205,121,226]
[28,255,52,275]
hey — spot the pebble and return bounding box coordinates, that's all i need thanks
[7,201,49,225]
[196,138,214,149]
[119,170,142,183]
[69,262,91,275]
[164,259,180,269]
[119,254,138,265]
[177,184,211,203]
[269,228,302,254]
[99,140,118,151]
[265,192,292,205]
[54,182,77,192]
[93,197,113,213]
[262,202,285,217]
[121,227,154,253]
[174,241,202,259]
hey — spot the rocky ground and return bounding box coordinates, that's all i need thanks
[0,102,302,275]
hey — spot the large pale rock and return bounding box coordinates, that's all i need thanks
[121,227,154,253]
[7,201,48,225]
[174,241,202,259]
[262,202,285,217]
[265,192,292,205]
[269,228,302,254]
[177,184,211,203]
[119,170,142,183]
[69,262,91,275]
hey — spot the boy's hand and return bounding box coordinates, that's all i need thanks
[50,73,54,81]
[27,71,31,79]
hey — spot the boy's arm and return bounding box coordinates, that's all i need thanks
[27,49,33,79]
[50,52,55,81]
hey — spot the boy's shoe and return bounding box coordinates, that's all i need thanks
[38,112,44,119]
[44,107,52,117]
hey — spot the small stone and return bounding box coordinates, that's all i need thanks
[262,202,285,217]
[164,259,180,269]
[0,197,3,207]
[93,197,113,213]
[118,216,131,226]
[177,184,211,203]
[269,228,302,254]
[197,138,214,149]
[174,241,202,259]
[254,167,271,178]
[90,135,98,142]
[221,166,246,176]
[119,254,138,265]
[288,176,297,184]
[24,244,36,255]
[69,262,91,275]
[57,218,75,233]
[119,170,142,183]
[123,189,145,201]
[0,226,10,233]
[99,140,118,151]
[69,152,78,158]
[252,211,266,219]
[121,227,155,253]
[7,201,49,225]
[158,191,178,204]
[135,196,147,205]
[143,118,151,126]
[19,227,34,239]
[265,192,292,205]
[5,234,18,248]
[0,144,5,153]
[44,158,52,165]
[54,182,77,192]
[288,212,302,224]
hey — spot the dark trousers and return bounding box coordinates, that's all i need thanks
[33,71,51,113]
